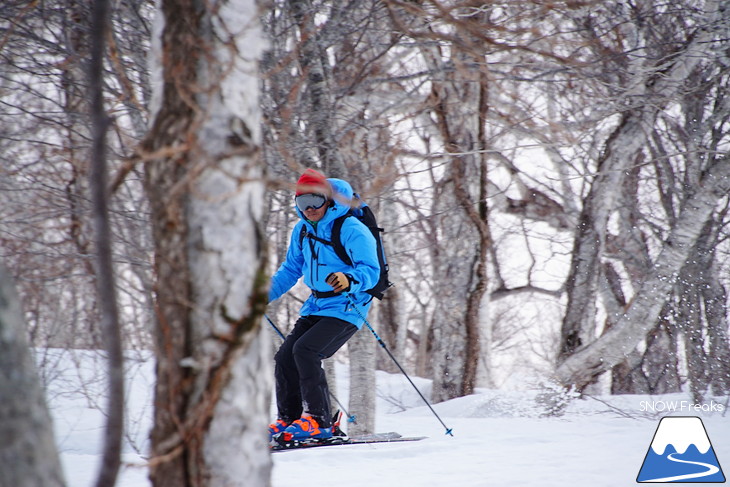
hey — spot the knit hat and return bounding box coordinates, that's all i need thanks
[295,168,330,196]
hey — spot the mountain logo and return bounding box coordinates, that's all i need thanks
[637,416,726,483]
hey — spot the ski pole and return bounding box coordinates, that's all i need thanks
[346,296,454,437]
[263,314,357,424]
[264,313,286,340]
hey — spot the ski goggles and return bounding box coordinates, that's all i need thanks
[295,193,328,212]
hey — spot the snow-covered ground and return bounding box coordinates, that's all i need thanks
[45,350,729,487]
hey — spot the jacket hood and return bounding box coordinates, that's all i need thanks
[295,177,354,224]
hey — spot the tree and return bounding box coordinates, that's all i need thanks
[142,0,271,485]
[0,264,65,487]
[89,0,125,483]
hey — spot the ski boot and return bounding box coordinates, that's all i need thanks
[268,419,289,441]
[273,411,353,449]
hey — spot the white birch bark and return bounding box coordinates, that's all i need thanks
[0,265,65,487]
[146,0,271,485]
[348,329,376,435]
[705,258,730,394]
[190,1,271,484]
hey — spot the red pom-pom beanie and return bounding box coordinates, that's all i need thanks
[295,168,330,196]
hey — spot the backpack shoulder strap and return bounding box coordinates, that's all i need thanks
[298,216,352,266]
[298,223,306,247]
[299,223,334,247]
[330,213,353,266]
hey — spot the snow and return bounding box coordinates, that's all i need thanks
[47,350,729,487]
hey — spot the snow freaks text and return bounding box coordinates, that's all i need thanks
[639,401,725,413]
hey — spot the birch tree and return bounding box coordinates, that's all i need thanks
[89,0,125,482]
[0,265,65,487]
[143,0,271,485]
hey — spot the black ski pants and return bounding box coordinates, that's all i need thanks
[274,315,357,427]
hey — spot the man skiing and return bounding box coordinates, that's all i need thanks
[268,168,380,442]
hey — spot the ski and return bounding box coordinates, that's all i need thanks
[271,432,426,452]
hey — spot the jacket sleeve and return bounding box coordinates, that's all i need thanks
[269,222,305,303]
[339,219,379,294]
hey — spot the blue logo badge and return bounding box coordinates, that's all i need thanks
[637,416,725,483]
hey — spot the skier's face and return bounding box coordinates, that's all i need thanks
[296,193,328,222]
[303,204,327,222]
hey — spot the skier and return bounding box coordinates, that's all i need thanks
[268,168,380,442]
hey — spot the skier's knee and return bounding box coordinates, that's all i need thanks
[292,339,318,361]
[274,344,295,368]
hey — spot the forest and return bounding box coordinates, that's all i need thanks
[1,0,729,486]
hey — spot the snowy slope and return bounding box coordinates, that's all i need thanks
[46,351,729,487]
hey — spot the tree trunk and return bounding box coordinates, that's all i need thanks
[605,165,683,395]
[675,219,729,400]
[348,329,376,435]
[144,1,271,485]
[679,287,706,403]
[705,262,730,395]
[60,0,101,349]
[644,319,682,394]
[699,215,730,400]
[89,0,125,483]
[288,0,344,171]
[423,35,491,402]
[0,265,65,487]
[612,316,682,395]
[377,286,404,374]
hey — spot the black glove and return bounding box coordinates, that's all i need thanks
[326,272,351,293]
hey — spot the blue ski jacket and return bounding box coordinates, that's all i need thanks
[269,178,379,328]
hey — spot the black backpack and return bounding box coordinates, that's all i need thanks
[299,202,392,300]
